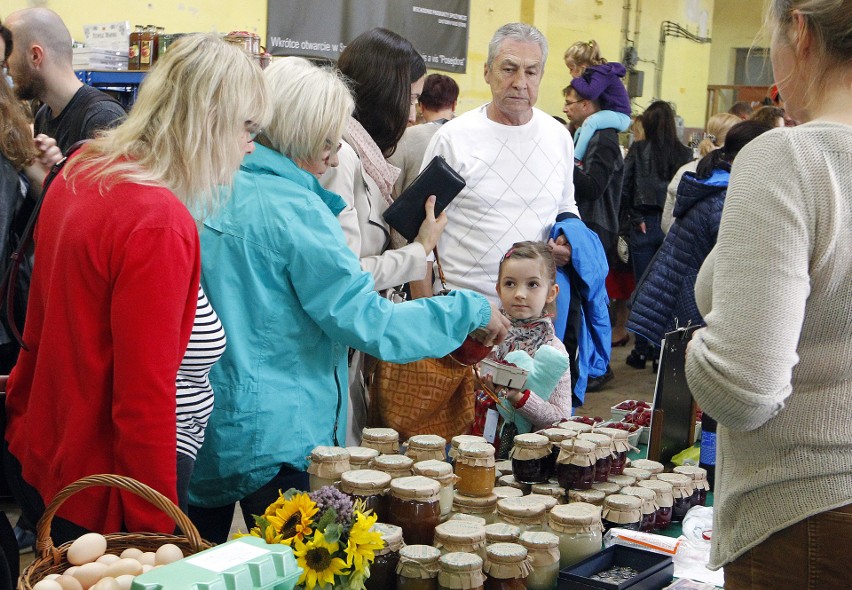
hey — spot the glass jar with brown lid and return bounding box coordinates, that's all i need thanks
[492,486,524,501]
[438,552,485,590]
[656,473,695,523]
[372,454,415,480]
[483,542,533,590]
[451,492,498,524]
[340,469,392,522]
[558,420,594,435]
[496,497,547,532]
[406,434,447,463]
[673,465,710,506]
[389,476,442,545]
[434,520,488,562]
[630,459,664,475]
[362,427,400,454]
[548,503,603,568]
[531,482,566,504]
[601,494,642,532]
[555,439,596,491]
[637,479,674,531]
[519,531,560,590]
[455,442,496,497]
[347,445,380,470]
[620,486,658,532]
[306,446,351,491]
[414,459,457,517]
[578,432,616,483]
[509,433,550,485]
[397,544,441,590]
[538,427,576,479]
[607,474,637,490]
[593,427,634,475]
[591,481,620,496]
[567,488,606,506]
[449,435,488,465]
[368,522,404,590]
[622,467,652,482]
[485,523,521,545]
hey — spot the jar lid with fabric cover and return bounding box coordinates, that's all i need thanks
[539,427,576,446]
[591,482,620,496]
[673,465,711,491]
[306,446,351,479]
[339,469,392,496]
[637,479,675,508]
[390,475,441,501]
[531,482,565,501]
[558,420,594,434]
[578,432,616,459]
[656,473,695,499]
[397,544,441,579]
[608,474,637,489]
[371,453,414,479]
[450,435,487,460]
[602,494,642,525]
[557,439,597,467]
[485,523,521,544]
[449,513,488,527]
[548,503,604,534]
[509,433,550,460]
[497,474,530,492]
[406,434,447,461]
[413,459,457,485]
[456,442,496,467]
[593,427,635,453]
[519,531,560,566]
[434,520,487,550]
[620,486,658,515]
[493,486,524,500]
[495,460,514,477]
[567,488,606,506]
[630,459,664,474]
[496,497,546,524]
[361,427,400,453]
[483,542,534,580]
[524,493,558,512]
[452,492,498,514]
[438,551,485,589]
[346,445,380,469]
[372,522,404,554]
[622,467,652,482]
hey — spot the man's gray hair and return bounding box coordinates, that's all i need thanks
[486,23,548,68]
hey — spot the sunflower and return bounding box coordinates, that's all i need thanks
[344,511,384,574]
[265,492,319,545]
[293,530,348,590]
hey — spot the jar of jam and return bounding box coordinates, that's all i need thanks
[397,545,441,590]
[555,439,597,491]
[509,433,550,485]
[362,427,400,454]
[413,460,457,517]
[496,475,530,495]
[637,479,674,531]
[340,469,392,522]
[548,503,603,568]
[372,454,415,480]
[485,523,521,545]
[492,486,524,501]
[656,473,694,523]
[538,428,575,480]
[557,420,594,435]
[622,467,652,482]
[496,497,547,532]
[389,476,442,545]
[531,482,566,504]
[593,427,633,475]
[578,433,615,483]
[619,486,658,532]
[495,460,514,479]
[347,445,381,470]
[519,531,560,590]
[451,492,498,524]
[434,520,488,562]
[449,435,488,466]
[601,494,642,532]
[590,482,620,497]
[307,446,351,491]
[368,522,404,590]
[483,543,532,590]
[455,443,496,497]
[629,459,664,476]
[406,435,448,463]
[673,466,710,506]
[567,488,606,507]
[438,552,485,590]
[607,474,637,490]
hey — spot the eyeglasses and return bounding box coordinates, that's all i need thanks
[563,98,586,107]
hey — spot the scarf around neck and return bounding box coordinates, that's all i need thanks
[494,314,555,361]
[345,117,400,206]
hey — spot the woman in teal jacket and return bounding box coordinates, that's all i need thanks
[187,58,507,542]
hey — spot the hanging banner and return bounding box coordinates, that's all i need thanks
[266,0,470,73]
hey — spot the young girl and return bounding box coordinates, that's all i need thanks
[486,241,573,440]
[564,40,632,163]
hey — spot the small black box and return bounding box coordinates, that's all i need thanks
[558,545,674,590]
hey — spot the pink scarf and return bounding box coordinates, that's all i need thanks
[346,117,400,206]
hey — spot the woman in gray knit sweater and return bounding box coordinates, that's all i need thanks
[685,0,852,588]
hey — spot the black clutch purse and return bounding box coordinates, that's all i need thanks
[383,155,466,242]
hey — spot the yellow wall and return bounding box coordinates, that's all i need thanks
[707,0,768,85]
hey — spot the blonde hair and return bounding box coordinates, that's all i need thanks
[260,57,354,163]
[698,112,739,156]
[65,34,270,219]
[564,40,606,68]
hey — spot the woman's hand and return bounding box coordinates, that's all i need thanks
[470,302,510,346]
[413,195,448,253]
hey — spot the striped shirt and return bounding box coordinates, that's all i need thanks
[176,285,226,458]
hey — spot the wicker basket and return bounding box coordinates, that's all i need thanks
[18,473,214,589]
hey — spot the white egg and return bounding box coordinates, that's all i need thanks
[137,552,156,566]
[154,543,183,565]
[119,548,143,560]
[103,558,143,578]
[64,567,79,577]
[44,575,61,581]
[90,578,121,590]
[71,562,108,590]
[95,554,119,566]
[32,580,62,590]
[55,575,84,590]
[113,575,135,590]
[67,533,108,565]
[141,564,154,573]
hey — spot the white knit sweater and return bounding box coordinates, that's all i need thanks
[685,122,852,569]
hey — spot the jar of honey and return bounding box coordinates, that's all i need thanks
[578,433,615,483]
[362,427,400,454]
[620,486,658,532]
[483,543,533,590]
[548,503,603,569]
[637,479,674,531]
[509,433,550,485]
[492,486,524,501]
[495,497,547,532]
[437,552,485,590]
[531,482,566,504]
[339,469,392,522]
[406,435,447,463]
[397,545,441,590]
[555,439,596,490]
[622,467,652,482]
[593,427,633,475]
[629,459,664,476]
[519,531,560,590]
[485,523,521,545]
[673,465,710,506]
[449,435,488,466]
[538,427,575,481]
[656,473,694,523]
[306,446,351,491]
[496,475,530,495]
[601,494,642,532]
[368,522,404,590]
[451,492,498,524]
[455,443,496,497]
[567,488,606,507]
[434,520,488,562]
[372,454,415,480]
[413,460,457,517]
[389,476,442,545]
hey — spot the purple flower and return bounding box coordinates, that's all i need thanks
[309,485,354,525]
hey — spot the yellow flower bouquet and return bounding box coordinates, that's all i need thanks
[240,486,385,590]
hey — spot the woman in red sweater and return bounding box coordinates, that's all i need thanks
[2,34,269,542]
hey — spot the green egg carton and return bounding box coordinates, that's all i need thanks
[131,536,302,590]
